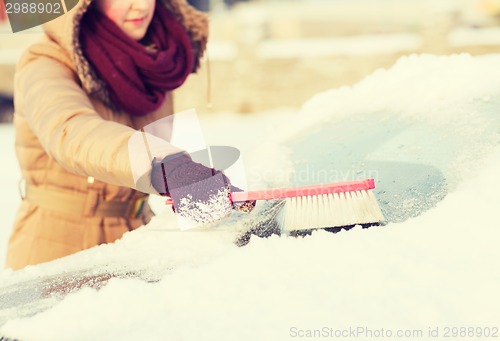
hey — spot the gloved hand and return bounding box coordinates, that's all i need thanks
[151,152,255,224]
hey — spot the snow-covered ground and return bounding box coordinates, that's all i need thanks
[1,54,499,340]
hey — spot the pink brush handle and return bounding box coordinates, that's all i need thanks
[165,178,375,205]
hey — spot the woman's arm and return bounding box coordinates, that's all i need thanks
[15,55,179,193]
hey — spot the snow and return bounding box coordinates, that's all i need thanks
[1,54,500,340]
[292,54,500,130]
[257,34,422,59]
[448,27,500,47]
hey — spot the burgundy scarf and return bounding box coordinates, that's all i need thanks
[80,2,194,116]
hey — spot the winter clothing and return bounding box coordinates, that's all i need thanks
[6,0,208,271]
[80,4,195,116]
[151,153,232,223]
[150,153,256,218]
[151,152,220,196]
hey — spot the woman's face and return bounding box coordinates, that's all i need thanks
[96,0,156,41]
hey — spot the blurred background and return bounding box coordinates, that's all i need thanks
[1,0,500,121]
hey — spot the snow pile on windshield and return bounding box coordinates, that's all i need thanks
[1,54,499,341]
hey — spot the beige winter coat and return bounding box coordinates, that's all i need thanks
[6,0,208,270]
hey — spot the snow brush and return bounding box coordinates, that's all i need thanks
[165,178,384,231]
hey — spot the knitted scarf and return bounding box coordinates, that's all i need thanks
[80,2,194,116]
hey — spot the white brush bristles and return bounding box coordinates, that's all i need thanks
[277,190,384,231]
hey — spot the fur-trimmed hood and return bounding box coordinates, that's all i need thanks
[10,0,208,270]
[41,0,208,106]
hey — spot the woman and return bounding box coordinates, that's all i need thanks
[7,0,249,271]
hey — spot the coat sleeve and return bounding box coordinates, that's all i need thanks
[15,55,180,193]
